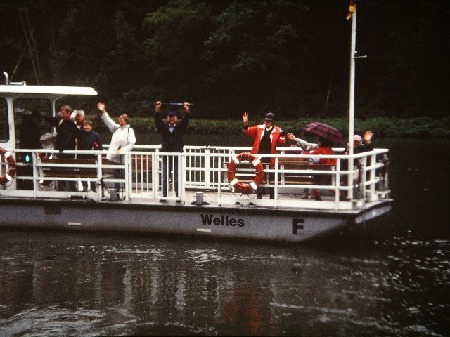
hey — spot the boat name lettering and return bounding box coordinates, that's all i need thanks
[200,214,245,227]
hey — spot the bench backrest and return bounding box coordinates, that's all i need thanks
[276,157,335,186]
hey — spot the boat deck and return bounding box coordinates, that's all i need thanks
[124,189,382,214]
[2,145,391,212]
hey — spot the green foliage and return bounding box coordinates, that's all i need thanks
[202,0,312,115]
[129,116,450,139]
[142,0,212,100]
[1,0,449,120]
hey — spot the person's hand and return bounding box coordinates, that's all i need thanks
[183,102,190,113]
[243,112,248,125]
[363,130,373,143]
[155,100,162,113]
[97,102,105,113]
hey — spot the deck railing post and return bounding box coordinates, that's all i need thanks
[204,147,211,189]
[155,149,161,198]
[32,151,39,198]
[124,153,130,201]
[274,156,279,201]
[179,152,184,200]
[359,159,366,201]
[335,159,341,206]
[218,155,222,200]
[369,153,377,200]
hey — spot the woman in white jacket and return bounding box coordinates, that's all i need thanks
[97,102,136,194]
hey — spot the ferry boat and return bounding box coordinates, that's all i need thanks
[0,11,392,243]
[0,81,392,243]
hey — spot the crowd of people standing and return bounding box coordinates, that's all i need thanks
[17,101,373,200]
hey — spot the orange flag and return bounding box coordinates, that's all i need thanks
[346,0,356,20]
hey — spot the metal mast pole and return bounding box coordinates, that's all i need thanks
[347,8,357,200]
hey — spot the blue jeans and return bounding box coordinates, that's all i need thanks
[113,166,124,193]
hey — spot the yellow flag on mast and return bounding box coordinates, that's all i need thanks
[346,0,356,20]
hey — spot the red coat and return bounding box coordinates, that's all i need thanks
[243,124,286,165]
[306,146,336,165]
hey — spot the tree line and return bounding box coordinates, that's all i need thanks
[1,0,449,121]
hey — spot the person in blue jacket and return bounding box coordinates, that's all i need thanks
[79,119,103,192]
[79,119,103,155]
[154,101,190,199]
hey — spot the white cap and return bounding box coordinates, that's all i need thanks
[353,135,362,142]
[40,132,56,143]
[70,110,85,120]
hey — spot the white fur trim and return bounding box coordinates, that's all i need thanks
[229,178,238,186]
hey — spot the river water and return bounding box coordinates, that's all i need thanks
[1,138,449,336]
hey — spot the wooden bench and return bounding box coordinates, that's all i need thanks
[40,158,112,179]
[40,156,152,180]
[224,157,336,197]
[275,157,335,187]
[225,157,335,189]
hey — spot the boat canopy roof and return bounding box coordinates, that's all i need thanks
[0,85,97,100]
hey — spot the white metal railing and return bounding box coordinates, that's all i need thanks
[2,146,390,206]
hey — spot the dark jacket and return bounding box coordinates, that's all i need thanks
[354,142,373,154]
[55,119,80,152]
[79,130,103,151]
[154,112,189,152]
[78,130,102,160]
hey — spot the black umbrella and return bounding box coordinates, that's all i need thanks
[303,122,345,145]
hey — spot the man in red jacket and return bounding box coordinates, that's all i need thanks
[242,112,287,199]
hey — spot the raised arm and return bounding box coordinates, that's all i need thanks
[183,102,190,114]
[154,100,165,132]
[363,130,374,151]
[98,102,119,133]
[242,112,249,129]
[177,102,190,132]
[286,134,317,150]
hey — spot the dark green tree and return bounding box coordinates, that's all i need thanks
[357,0,450,118]
[1,0,449,119]
[202,0,312,118]
[142,0,213,106]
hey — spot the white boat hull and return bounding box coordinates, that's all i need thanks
[0,197,392,243]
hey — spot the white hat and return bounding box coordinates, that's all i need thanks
[40,132,56,143]
[70,110,85,120]
[353,135,362,142]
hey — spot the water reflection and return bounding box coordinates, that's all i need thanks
[0,232,360,335]
[1,229,447,336]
